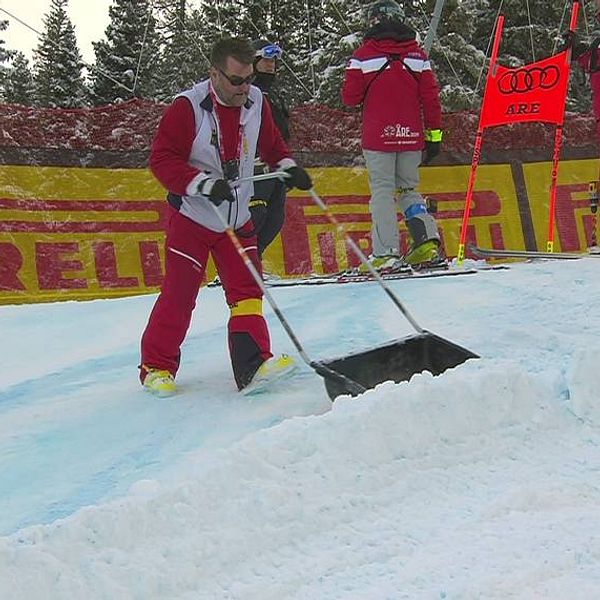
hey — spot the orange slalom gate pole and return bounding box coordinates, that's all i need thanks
[456,130,484,263]
[546,124,565,252]
[546,0,580,252]
[457,14,504,264]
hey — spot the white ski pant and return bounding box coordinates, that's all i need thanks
[363,149,439,256]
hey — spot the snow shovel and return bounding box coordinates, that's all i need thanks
[209,200,368,398]
[308,189,479,400]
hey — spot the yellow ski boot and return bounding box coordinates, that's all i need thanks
[404,241,447,270]
[358,254,408,274]
[142,367,177,397]
[242,354,297,396]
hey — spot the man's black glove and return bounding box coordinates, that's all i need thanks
[200,178,235,206]
[422,129,442,166]
[423,141,441,165]
[281,166,312,190]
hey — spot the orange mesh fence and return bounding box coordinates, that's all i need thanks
[1,100,597,165]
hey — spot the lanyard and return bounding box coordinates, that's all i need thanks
[209,86,245,169]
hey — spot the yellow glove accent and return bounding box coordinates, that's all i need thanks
[229,298,263,317]
[425,129,443,142]
[249,199,268,209]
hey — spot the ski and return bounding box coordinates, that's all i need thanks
[467,244,596,260]
[262,265,507,288]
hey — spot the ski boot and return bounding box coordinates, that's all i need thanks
[404,240,448,271]
[358,254,410,275]
[242,354,298,396]
[141,366,177,397]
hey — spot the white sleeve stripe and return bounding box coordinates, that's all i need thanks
[349,56,432,74]
[403,57,431,72]
[186,172,210,197]
[277,157,296,170]
[347,56,389,74]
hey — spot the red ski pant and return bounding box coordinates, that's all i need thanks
[140,208,272,388]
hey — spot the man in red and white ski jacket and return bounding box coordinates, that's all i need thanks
[140,37,312,395]
[341,0,445,269]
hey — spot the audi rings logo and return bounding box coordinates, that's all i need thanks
[497,65,560,94]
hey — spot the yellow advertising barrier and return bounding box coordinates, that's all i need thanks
[522,158,598,250]
[0,161,596,305]
[1,165,167,304]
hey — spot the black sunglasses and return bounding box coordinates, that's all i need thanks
[218,68,256,86]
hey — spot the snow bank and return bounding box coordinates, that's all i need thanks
[3,359,597,600]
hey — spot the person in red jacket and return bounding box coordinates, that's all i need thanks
[567,6,600,235]
[140,37,312,396]
[342,0,445,271]
[568,6,600,142]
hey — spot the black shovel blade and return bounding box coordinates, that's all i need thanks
[320,331,479,401]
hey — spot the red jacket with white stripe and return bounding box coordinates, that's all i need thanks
[149,80,293,232]
[342,35,442,152]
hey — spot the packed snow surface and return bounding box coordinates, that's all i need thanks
[1,258,600,599]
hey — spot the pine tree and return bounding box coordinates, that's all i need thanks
[156,2,211,100]
[427,0,488,111]
[189,0,241,51]
[312,0,365,107]
[3,52,35,105]
[91,0,163,105]
[290,0,332,104]
[242,0,317,106]
[32,0,88,107]
[0,19,15,99]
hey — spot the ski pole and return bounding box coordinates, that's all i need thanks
[308,188,425,335]
[209,203,366,396]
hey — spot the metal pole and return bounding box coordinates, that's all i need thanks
[308,189,424,335]
[423,0,446,53]
[209,203,366,396]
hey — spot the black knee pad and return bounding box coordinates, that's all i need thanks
[229,331,264,390]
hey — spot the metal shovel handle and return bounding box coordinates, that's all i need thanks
[308,188,424,334]
[231,171,289,187]
[208,203,367,397]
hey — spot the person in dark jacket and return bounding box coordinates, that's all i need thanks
[248,39,291,258]
[342,0,445,271]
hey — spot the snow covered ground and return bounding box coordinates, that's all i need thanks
[1,257,600,599]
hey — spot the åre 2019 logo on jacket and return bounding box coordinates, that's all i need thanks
[497,65,560,95]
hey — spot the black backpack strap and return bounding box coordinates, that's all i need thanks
[359,54,405,105]
[360,58,390,104]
